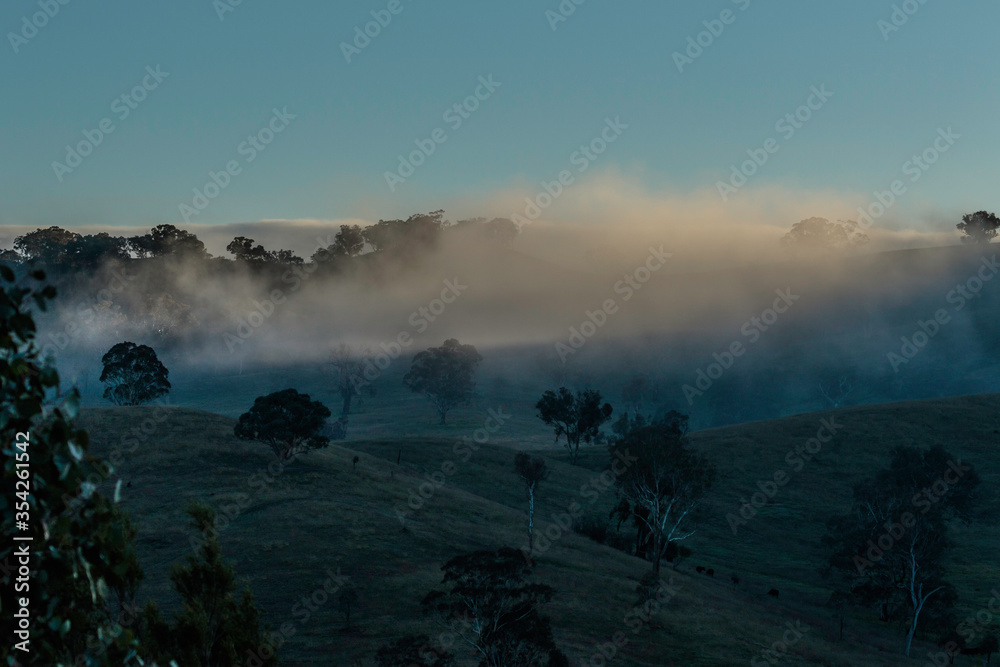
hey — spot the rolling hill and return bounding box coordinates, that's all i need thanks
[79,392,1000,665]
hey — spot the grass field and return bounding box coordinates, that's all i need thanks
[76,392,1000,665]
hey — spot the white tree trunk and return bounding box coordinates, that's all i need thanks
[527,486,535,554]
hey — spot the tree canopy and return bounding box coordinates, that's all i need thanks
[780,217,869,253]
[100,341,171,406]
[134,224,208,257]
[12,226,81,265]
[609,411,715,575]
[227,236,303,264]
[421,548,567,667]
[312,224,367,262]
[956,210,999,244]
[535,387,613,464]
[403,338,482,424]
[363,210,445,254]
[233,388,331,460]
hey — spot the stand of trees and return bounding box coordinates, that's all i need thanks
[0,213,522,270]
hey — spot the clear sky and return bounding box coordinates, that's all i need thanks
[1,0,997,234]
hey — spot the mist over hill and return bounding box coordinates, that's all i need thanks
[14,222,997,430]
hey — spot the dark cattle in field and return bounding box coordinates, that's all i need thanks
[961,636,999,663]
[768,588,780,599]
[695,566,705,573]
[706,568,714,577]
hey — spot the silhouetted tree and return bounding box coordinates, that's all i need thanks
[106,507,145,617]
[13,225,80,265]
[609,411,714,575]
[535,387,613,464]
[515,452,549,555]
[140,503,275,666]
[823,445,980,656]
[272,249,303,264]
[227,236,271,263]
[234,389,331,460]
[363,210,445,254]
[781,217,869,252]
[335,224,366,256]
[126,233,156,258]
[421,548,567,667]
[403,339,482,424]
[133,224,207,257]
[957,210,999,244]
[313,224,367,262]
[63,232,130,269]
[226,237,300,264]
[328,343,369,416]
[100,341,171,406]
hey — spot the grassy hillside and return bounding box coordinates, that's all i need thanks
[78,393,1000,665]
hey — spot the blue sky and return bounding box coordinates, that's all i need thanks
[1,0,997,237]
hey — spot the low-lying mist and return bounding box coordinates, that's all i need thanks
[22,209,999,429]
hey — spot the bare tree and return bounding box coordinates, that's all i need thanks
[904,532,946,658]
[818,375,856,409]
[621,375,650,416]
[328,343,370,416]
